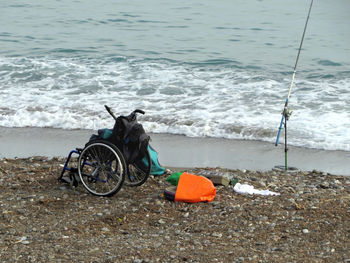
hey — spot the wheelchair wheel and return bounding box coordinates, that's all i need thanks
[124,150,152,187]
[78,140,126,197]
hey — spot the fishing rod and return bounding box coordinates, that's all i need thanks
[275,0,314,170]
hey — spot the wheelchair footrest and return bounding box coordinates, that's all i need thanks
[58,149,81,185]
[59,168,80,187]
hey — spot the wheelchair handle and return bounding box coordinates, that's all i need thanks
[127,109,145,121]
[105,105,145,121]
[133,109,145,115]
[104,105,118,121]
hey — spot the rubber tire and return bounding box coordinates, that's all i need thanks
[124,150,151,187]
[78,140,126,197]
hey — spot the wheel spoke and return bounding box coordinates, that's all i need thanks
[78,141,125,196]
[124,151,151,187]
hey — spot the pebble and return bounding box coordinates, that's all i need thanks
[16,208,26,214]
[320,182,330,189]
[158,219,166,224]
[212,232,223,238]
[302,229,309,234]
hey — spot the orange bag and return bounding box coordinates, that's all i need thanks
[174,172,216,203]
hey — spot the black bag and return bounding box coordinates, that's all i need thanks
[108,115,150,164]
[88,109,150,164]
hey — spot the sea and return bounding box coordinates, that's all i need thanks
[1,0,349,152]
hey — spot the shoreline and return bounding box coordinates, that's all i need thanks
[1,126,349,176]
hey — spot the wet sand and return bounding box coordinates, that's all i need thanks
[0,127,349,176]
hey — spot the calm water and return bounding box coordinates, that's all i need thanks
[0,0,349,151]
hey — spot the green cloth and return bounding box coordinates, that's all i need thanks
[165,172,183,186]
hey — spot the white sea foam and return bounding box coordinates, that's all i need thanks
[0,56,349,151]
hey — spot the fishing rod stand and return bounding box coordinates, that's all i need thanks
[283,107,292,170]
[274,107,299,173]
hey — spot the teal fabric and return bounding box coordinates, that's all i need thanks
[102,129,113,139]
[143,145,166,175]
[97,129,113,139]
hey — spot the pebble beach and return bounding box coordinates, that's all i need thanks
[0,156,349,262]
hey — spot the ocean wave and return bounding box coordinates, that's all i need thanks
[0,56,349,151]
[317,60,342,67]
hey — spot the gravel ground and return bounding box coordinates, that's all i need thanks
[0,156,349,263]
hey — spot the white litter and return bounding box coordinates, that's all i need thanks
[233,183,280,196]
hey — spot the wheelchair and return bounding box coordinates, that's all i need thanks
[58,105,152,197]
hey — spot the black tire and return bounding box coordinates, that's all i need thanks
[124,150,151,187]
[78,140,126,197]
